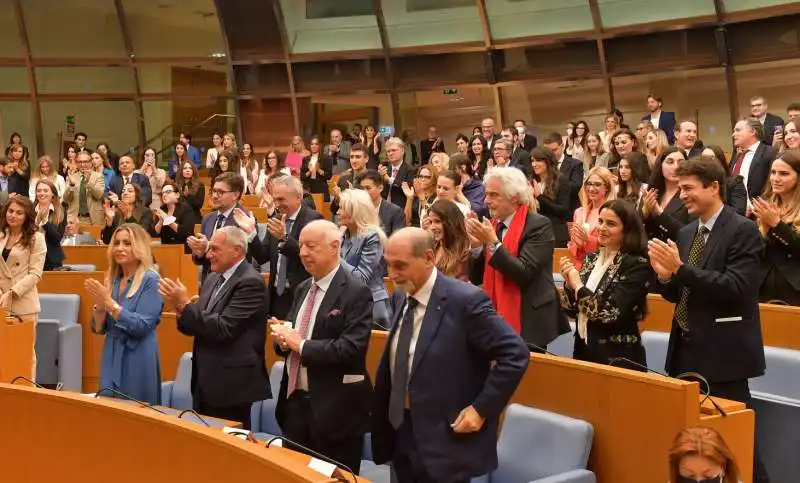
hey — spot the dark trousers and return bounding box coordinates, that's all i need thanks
[669,338,770,483]
[393,411,467,483]
[281,391,363,475]
[709,380,770,483]
[196,401,252,430]
[269,288,294,320]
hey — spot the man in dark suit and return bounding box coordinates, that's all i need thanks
[467,166,569,350]
[359,170,405,237]
[330,144,369,217]
[373,227,529,483]
[379,137,415,210]
[731,118,775,200]
[105,155,152,207]
[642,94,677,144]
[513,119,537,151]
[180,132,201,169]
[270,220,373,474]
[674,120,704,158]
[750,95,784,146]
[501,126,530,174]
[187,172,249,283]
[648,156,768,483]
[160,226,270,429]
[248,175,322,319]
[419,125,446,165]
[543,132,583,214]
[481,117,502,152]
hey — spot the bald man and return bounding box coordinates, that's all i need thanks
[372,228,529,483]
[270,220,373,474]
[106,155,152,207]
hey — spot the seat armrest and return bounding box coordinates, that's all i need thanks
[531,469,596,483]
[57,324,83,391]
[161,381,174,407]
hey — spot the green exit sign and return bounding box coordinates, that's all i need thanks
[443,88,459,95]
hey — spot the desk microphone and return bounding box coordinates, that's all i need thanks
[10,376,45,389]
[608,358,727,417]
[177,408,211,427]
[266,435,357,483]
[526,342,558,357]
[94,386,168,415]
[372,320,391,331]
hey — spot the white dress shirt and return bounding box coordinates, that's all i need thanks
[390,268,438,387]
[650,112,661,130]
[293,264,340,391]
[739,141,760,196]
[212,258,245,300]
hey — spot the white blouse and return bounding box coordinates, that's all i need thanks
[29,174,66,199]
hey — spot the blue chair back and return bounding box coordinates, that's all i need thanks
[171,352,193,410]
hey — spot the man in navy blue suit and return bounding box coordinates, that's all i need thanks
[372,227,529,483]
[642,94,677,144]
[105,155,152,208]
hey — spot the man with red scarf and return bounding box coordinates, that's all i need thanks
[467,166,569,350]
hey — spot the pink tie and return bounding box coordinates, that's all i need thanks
[287,283,318,396]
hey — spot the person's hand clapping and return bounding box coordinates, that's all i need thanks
[233,208,256,235]
[751,197,781,229]
[267,214,287,240]
[186,233,209,257]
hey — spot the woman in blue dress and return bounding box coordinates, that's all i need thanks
[85,223,163,404]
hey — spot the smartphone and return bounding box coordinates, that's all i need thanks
[775,125,784,135]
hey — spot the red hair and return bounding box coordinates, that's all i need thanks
[669,427,739,483]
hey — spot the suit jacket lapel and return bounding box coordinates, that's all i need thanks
[198,272,218,309]
[699,207,731,268]
[311,267,345,339]
[207,263,246,312]
[289,207,305,239]
[679,220,697,263]
[0,236,11,278]
[410,277,446,379]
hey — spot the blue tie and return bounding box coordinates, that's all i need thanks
[275,219,295,296]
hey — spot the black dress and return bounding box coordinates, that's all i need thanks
[561,251,650,370]
[759,221,800,305]
[536,177,570,248]
[101,206,155,244]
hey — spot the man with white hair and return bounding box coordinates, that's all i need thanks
[270,219,373,474]
[379,136,415,209]
[244,175,322,319]
[466,167,569,350]
[160,226,270,429]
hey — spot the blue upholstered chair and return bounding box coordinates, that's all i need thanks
[251,361,285,441]
[472,404,595,483]
[548,322,575,357]
[161,352,193,410]
[641,330,670,373]
[35,294,82,391]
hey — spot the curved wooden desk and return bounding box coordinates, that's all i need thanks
[0,384,365,482]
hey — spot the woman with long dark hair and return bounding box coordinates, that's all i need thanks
[240,143,260,194]
[301,135,333,201]
[641,147,692,242]
[702,144,747,216]
[454,133,470,156]
[101,183,154,245]
[150,180,199,250]
[175,161,205,219]
[608,128,640,170]
[33,179,67,271]
[753,148,800,305]
[467,134,490,178]
[616,152,649,206]
[401,164,437,227]
[559,199,649,370]
[423,200,470,281]
[530,147,570,247]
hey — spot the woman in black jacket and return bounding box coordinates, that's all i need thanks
[149,181,199,251]
[753,148,800,305]
[101,183,154,245]
[32,179,67,270]
[175,160,205,220]
[559,199,650,370]
[641,147,693,242]
[530,147,570,247]
[300,135,333,201]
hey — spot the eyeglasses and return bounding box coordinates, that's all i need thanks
[584,181,605,189]
[161,189,175,196]
[211,188,232,196]
[493,147,509,152]
[416,175,432,180]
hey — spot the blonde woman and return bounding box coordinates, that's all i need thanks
[568,166,615,269]
[644,129,669,170]
[337,189,391,329]
[429,151,451,175]
[137,147,168,210]
[240,143,259,194]
[85,223,163,404]
[753,148,800,305]
[29,155,66,198]
[598,114,620,151]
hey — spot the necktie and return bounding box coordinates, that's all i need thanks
[214,213,225,232]
[79,175,89,216]
[287,283,318,396]
[496,221,507,241]
[389,297,419,429]
[124,176,130,186]
[674,226,709,332]
[275,219,295,296]
[732,151,746,176]
[205,274,226,309]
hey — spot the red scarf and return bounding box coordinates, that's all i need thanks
[484,204,527,334]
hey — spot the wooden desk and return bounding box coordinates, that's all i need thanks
[0,309,35,382]
[96,395,242,428]
[642,294,800,350]
[0,384,344,482]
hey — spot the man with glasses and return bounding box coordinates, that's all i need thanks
[379,137,415,210]
[750,95,784,146]
[481,117,502,151]
[188,172,251,282]
[543,132,583,214]
[64,151,105,225]
[491,139,513,169]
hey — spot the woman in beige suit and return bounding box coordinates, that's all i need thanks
[0,196,47,379]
